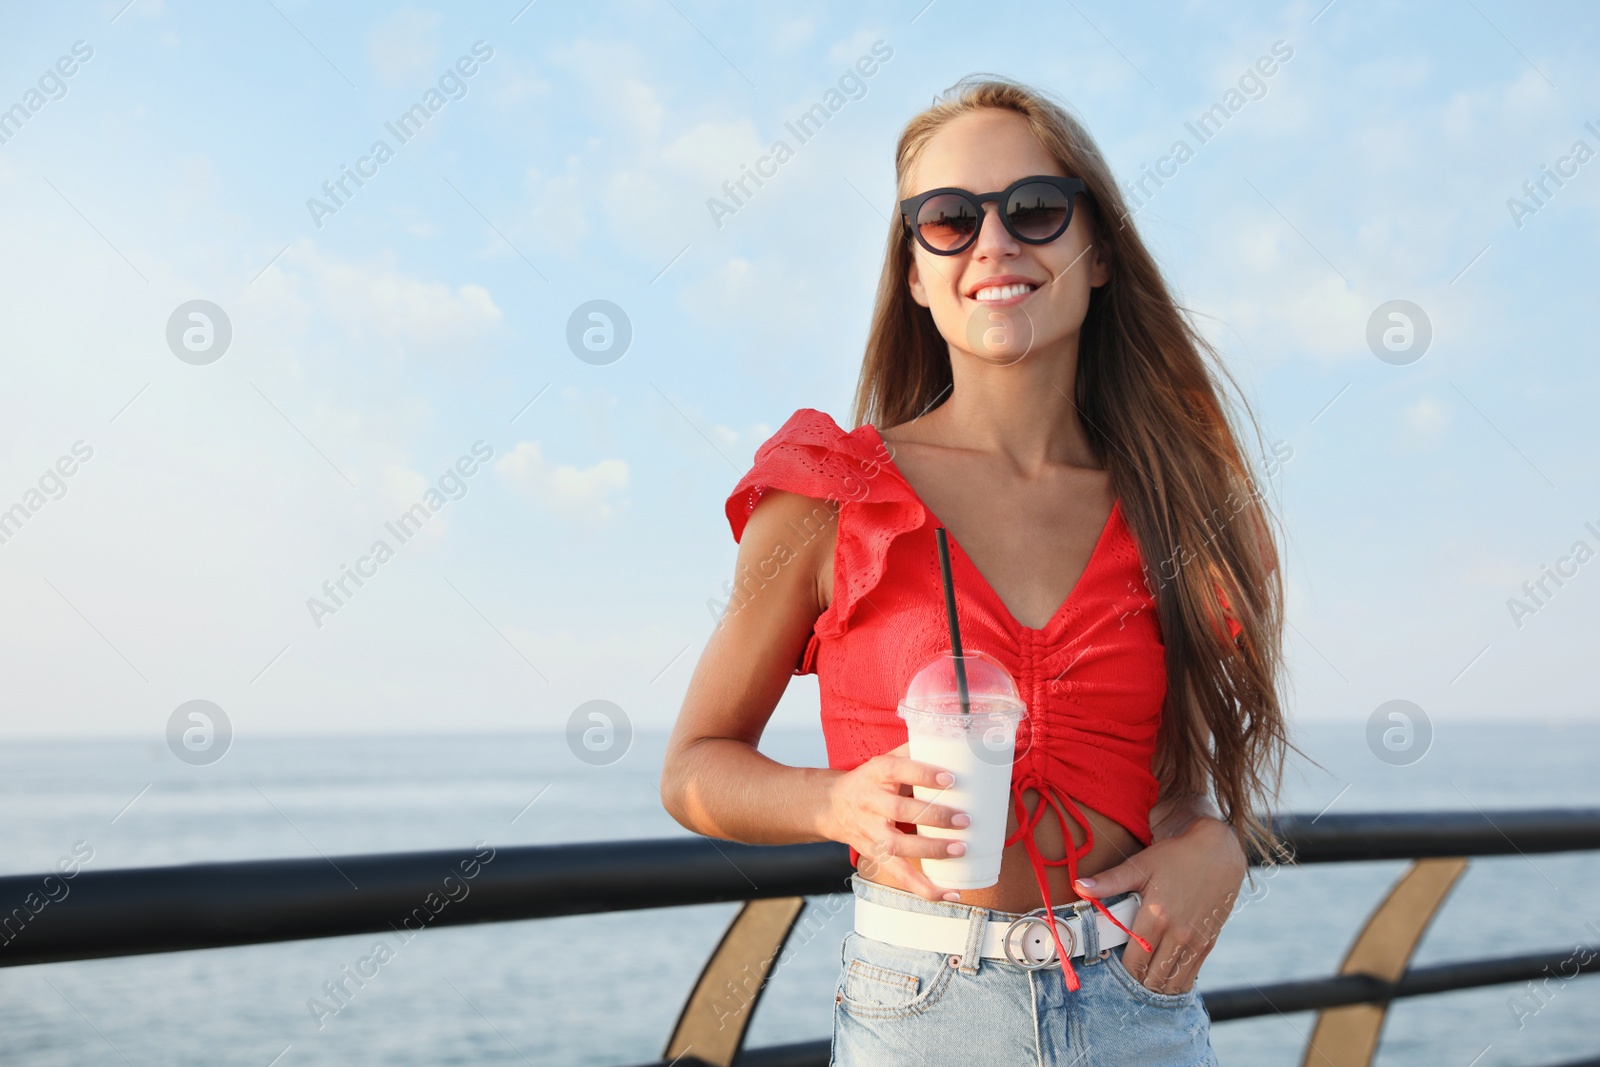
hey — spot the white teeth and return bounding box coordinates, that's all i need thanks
[973,283,1036,301]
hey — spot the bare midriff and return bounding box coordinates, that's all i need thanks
[864,797,1143,914]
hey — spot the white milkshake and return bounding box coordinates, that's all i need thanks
[897,651,1027,890]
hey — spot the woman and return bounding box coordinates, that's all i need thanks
[661,75,1287,1066]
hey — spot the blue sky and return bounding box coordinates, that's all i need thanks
[0,0,1596,742]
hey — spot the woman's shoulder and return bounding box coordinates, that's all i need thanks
[752,407,886,464]
[724,407,908,543]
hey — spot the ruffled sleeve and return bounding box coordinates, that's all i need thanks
[725,408,860,542]
[724,409,924,674]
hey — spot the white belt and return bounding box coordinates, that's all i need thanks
[854,892,1141,970]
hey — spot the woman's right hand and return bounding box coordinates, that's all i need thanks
[821,742,972,901]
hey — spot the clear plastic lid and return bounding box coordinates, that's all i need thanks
[896,649,1027,733]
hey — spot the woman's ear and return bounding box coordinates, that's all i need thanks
[907,257,930,307]
[1088,241,1111,288]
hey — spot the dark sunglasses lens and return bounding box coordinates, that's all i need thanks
[915,193,980,251]
[1006,182,1073,241]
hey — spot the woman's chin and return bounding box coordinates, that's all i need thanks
[956,328,1078,367]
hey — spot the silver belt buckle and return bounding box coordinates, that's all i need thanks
[1002,914,1076,970]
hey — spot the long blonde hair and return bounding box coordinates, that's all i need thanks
[852,74,1291,858]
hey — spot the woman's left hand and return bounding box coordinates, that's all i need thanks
[1072,813,1247,994]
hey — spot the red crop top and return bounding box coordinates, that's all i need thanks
[725,407,1242,987]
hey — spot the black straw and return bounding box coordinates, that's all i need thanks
[933,527,971,714]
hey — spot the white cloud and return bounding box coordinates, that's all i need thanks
[1169,42,1600,367]
[673,250,868,392]
[1401,394,1449,447]
[824,28,885,69]
[1465,559,1528,587]
[546,38,664,147]
[774,18,815,50]
[712,420,773,452]
[367,6,443,87]
[597,163,695,263]
[522,164,589,258]
[646,381,778,464]
[496,441,629,523]
[1188,236,1370,363]
[535,40,747,261]
[377,463,448,544]
[662,119,768,189]
[680,254,789,326]
[252,239,503,352]
[493,64,554,106]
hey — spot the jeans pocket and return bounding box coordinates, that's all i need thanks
[1103,944,1199,1010]
[836,931,955,1019]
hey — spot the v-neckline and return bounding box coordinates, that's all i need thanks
[868,424,1120,634]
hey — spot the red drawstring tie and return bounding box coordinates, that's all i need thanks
[1005,776,1152,991]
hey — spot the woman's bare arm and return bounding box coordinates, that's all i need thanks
[659,488,967,895]
[660,488,843,844]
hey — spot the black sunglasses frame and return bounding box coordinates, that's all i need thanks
[899,175,1089,256]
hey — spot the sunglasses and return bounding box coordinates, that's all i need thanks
[899,175,1089,256]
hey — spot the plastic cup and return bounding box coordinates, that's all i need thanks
[896,649,1027,890]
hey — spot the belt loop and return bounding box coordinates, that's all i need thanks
[1076,898,1102,965]
[958,903,986,975]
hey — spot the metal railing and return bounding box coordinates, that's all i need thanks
[3,808,1598,1067]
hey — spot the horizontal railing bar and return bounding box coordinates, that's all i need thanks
[1201,945,1600,1020]
[645,1039,1600,1067]
[617,947,1600,1067]
[705,1048,1600,1067]
[0,839,848,969]
[2,808,1598,968]
[733,1042,827,1067]
[1266,808,1600,865]
[733,1042,829,1067]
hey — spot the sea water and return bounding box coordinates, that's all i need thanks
[1,722,1598,1067]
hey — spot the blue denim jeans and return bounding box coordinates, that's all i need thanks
[831,874,1218,1067]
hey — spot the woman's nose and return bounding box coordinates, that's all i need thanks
[970,200,1020,257]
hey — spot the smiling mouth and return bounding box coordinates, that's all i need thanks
[970,282,1038,304]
